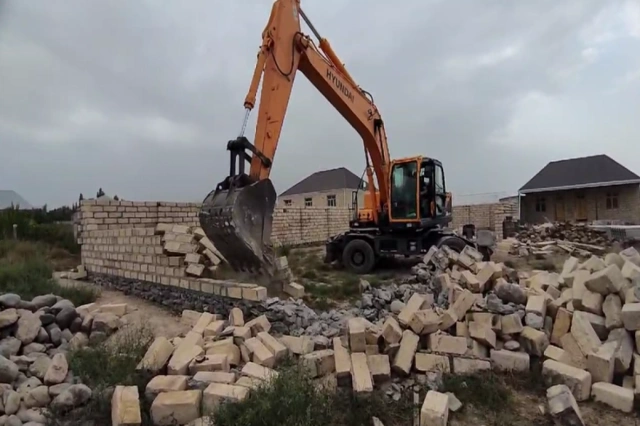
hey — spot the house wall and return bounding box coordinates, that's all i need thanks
[521,184,640,224]
[277,188,365,209]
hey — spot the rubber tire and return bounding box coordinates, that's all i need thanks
[342,239,376,274]
[438,236,467,253]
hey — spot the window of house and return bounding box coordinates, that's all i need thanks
[606,192,619,210]
[326,194,336,207]
[304,198,312,207]
[535,197,546,212]
[283,199,292,206]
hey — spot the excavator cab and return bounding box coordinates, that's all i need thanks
[389,157,451,228]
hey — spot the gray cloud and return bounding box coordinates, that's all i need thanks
[1,0,639,207]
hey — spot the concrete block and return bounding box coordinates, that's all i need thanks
[228,308,244,327]
[192,371,236,385]
[621,303,640,331]
[392,330,419,376]
[303,350,335,378]
[500,313,524,335]
[561,257,580,277]
[542,360,592,402]
[245,315,271,335]
[381,317,403,344]
[543,345,571,365]
[519,326,549,357]
[150,390,202,426]
[427,334,467,355]
[580,255,606,272]
[586,341,616,383]
[188,354,230,375]
[192,312,215,335]
[367,354,391,383]
[202,383,249,413]
[333,337,352,381]
[420,390,449,426]
[398,293,430,326]
[490,350,530,372]
[585,264,624,295]
[469,321,496,349]
[571,270,590,310]
[449,289,476,320]
[136,336,175,373]
[241,362,278,381]
[351,353,373,393]
[559,333,588,370]
[551,308,572,346]
[244,337,275,368]
[167,338,204,375]
[453,357,491,374]
[621,261,640,281]
[205,339,240,366]
[606,328,633,374]
[460,270,482,293]
[526,295,547,317]
[415,353,450,373]
[602,294,623,330]
[591,382,634,413]
[571,311,602,356]
[257,332,288,360]
[111,385,142,426]
[348,318,367,352]
[279,335,314,355]
[409,309,443,335]
[581,289,603,315]
[284,281,305,298]
[145,375,189,400]
[546,384,585,426]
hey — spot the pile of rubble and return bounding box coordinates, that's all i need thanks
[156,224,226,279]
[0,293,126,425]
[514,222,615,257]
[100,243,640,424]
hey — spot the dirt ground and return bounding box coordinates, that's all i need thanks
[56,276,189,339]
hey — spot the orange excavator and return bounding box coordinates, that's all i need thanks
[200,0,492,275]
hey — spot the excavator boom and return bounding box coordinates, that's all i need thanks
[199,0,391,274]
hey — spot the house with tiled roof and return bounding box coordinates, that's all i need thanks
[519,154,640,224]
[278,167,366,209]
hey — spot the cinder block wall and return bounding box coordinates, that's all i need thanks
[74,200,353,247]
[75,199,512,272]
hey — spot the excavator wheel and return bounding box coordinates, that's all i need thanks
[199,178,277,275]
[342,238,376,274]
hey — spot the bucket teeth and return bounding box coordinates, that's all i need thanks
[199,179,277,275]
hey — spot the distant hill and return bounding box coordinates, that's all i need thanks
[0,190,34,209]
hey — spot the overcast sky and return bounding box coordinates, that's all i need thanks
[1,1,639,208]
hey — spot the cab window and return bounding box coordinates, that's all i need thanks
[390,161,418,220]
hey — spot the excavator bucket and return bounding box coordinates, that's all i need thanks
[199,178,277,275]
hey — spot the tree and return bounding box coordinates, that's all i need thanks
[96,188,105,198]
[79,193,84,202]
[113,195,120,201]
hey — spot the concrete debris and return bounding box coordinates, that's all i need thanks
[0,293,129,424]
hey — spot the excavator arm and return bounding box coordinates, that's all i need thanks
[200,0,391,273]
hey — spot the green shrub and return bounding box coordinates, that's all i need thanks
[47,326,155,425]
[0,257,98,305]
[213,364,414,426]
